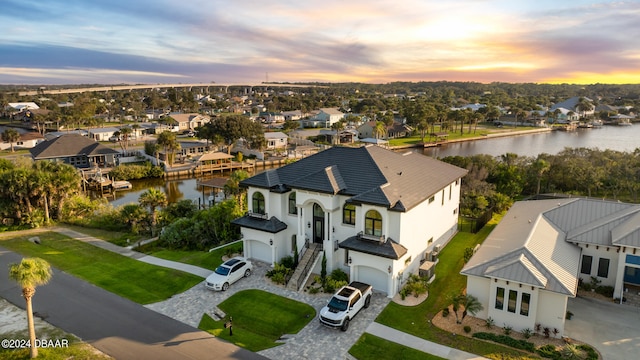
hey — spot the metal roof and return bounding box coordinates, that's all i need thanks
[463,198,640,296]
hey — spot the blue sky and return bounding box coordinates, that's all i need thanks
[1,0,639,85]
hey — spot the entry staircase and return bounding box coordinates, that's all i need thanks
[287,243,322,292]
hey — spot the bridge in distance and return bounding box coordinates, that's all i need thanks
[17,82,325,96]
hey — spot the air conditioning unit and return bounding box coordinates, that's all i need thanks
[424,251,432,262]
[434,244,442,252]
[430,251,439,262]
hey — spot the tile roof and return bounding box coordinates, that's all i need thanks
[339,235,408,259]
[29,134,119,159]
[241,145,467,211]
[231,215,287,233]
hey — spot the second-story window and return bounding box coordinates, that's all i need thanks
[343,203,356,225]
[252,192,265,214]
[364,210,382,236]
[288,192,297,215]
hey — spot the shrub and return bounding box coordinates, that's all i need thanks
[463,325,471,333]
[463,247,475,263]
[442,307,450,317]
[577,345,598,360]
[543,327,551,338]
[472,332,535,352]
[595,285,614,297]
[330,268,349,283]
[503,324,512,336]
[522,328,533,339]
[485,317,495,329]
[565,310,574,320]
[536,344,561,359]
[280,255,295,269]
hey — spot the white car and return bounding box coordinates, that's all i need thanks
[205,257,253,291]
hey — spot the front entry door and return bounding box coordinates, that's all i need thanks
[313,203,324,244]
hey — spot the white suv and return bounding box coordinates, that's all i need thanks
[205,257,253,291]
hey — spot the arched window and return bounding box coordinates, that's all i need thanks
[288,192,297,215]
[252,192,265,214]
[343,203,356,225]
[364,210,382,236]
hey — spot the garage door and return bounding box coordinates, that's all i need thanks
[356,266,388,295]
[249,240,271,264]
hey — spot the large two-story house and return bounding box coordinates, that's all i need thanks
[232,145,467,297]
[462,198,640,337]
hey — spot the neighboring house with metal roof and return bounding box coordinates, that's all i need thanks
[462,198,640,337]
[29,134,120,168]
[232,145,467,296]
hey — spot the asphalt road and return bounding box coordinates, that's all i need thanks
[0,247,266,360]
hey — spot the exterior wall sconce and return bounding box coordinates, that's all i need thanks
[388,266,392,274]
[269,239,273,246]
[332,226,335,233]
[348,257,352,264]
[239,232,244,239]
[307,222,311,228]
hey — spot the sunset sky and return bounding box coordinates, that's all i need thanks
[1,0,639,85]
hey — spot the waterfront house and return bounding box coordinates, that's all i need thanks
[357,121,412,140]
[462,198,640,337]
[264,132,288,149]
[233,145,467,297]
[30,133,120,168]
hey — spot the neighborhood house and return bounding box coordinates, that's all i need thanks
[462,198,640,337]
[233,145,467,297]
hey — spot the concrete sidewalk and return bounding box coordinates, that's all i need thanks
[366,323,489,360]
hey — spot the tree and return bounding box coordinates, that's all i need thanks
[458,294,483,323]
[373,121,386,140]
[138,188,167,233]
[2,128,20,152]
[118,126,133,151]
[156,131,180,166]
[9,257,53,358]
[330,120,345,144]
[531,158,550,195]
[205,115,265,154]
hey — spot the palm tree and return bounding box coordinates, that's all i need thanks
[156,131,180,166]
[9,257,53,358]
[2,128,21,152]
[449,294,462,324]
[118,126,133,151]
[373,121,387,140]
[459,294,483,323]
[532,158,550,195]
[330,120,345,145]
[138,188,167,234]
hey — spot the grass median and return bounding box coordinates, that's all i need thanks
[199,289,315,352]
[0,232,202,304]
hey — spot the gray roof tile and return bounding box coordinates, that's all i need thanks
[30,134,120,159]
[241,145,467,211]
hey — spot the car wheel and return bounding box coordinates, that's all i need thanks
[244,269,251,277]
[341,318,350,331]
[222,282,229,291]
[364,295,371,309]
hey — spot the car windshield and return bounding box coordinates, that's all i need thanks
[327,297,348,312]
[214,266,230,276]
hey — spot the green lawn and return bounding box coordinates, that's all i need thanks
[61,224,146,247]
[349,334,445,360]
[198,289,315,352]
[352,214,538,360]
[0,232,202,304]
[139,242,243,271]
[387,125,538,147]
